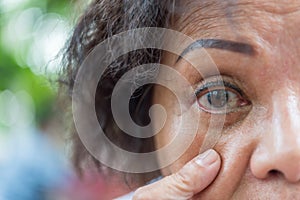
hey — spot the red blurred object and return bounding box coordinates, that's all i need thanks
[58,172,131,200]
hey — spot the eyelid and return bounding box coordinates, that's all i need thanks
[195,80,243,97]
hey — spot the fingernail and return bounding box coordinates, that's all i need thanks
[195,149,218,167]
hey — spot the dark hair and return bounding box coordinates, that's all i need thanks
[60,0,177,186]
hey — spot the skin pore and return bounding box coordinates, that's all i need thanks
[153,0,300,199]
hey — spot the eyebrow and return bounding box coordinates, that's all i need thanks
[176,39,256,63]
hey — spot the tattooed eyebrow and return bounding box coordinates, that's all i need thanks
[176,39,256,63]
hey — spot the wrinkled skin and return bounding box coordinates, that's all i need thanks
[153,0,300,199]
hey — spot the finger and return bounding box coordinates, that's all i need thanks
[133,149,221,200]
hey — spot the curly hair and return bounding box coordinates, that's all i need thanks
[60,0,177,186]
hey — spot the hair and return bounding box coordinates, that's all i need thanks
[60,0,177,186]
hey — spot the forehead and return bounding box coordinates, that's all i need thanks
[176,0,300,23]
[175,0,300,36]
[175,0,300,43]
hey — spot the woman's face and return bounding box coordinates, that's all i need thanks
[153,0,300,198]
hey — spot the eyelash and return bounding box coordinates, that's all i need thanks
[195,78,250,114]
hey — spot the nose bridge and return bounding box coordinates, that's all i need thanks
[250,88,300,182]
[269,91,300,181]
[271,91,300,150]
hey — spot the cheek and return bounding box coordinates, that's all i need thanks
[202,127,258,196]
[153,85,210,174]
[194,114,261,198]
[155,103,254,177]
[154,115,207,175]
[157,114,256,176]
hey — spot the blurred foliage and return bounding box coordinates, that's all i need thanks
[0,0,78,128]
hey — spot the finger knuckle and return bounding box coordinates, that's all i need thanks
[170,171,194,194]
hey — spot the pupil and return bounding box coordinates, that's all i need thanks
[207,90,228,108]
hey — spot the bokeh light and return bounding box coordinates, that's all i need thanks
[0,0,74,199]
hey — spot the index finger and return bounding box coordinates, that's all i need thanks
[133,149,221,200]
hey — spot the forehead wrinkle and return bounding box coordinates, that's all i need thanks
[234,0,300,15]
[175,0,300,34]
[174,0,261,38]
[173,0,300,61]
[175,0,229,33]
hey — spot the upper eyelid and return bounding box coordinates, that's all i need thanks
[195,81,243,96]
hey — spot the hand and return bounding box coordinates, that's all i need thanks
[133,149,221,200]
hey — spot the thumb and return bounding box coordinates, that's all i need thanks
[133,149,221,200]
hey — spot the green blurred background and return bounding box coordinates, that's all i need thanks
[0,1,130,199]
[0,0,88,155]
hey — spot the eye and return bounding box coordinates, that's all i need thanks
[195,81,250,114]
